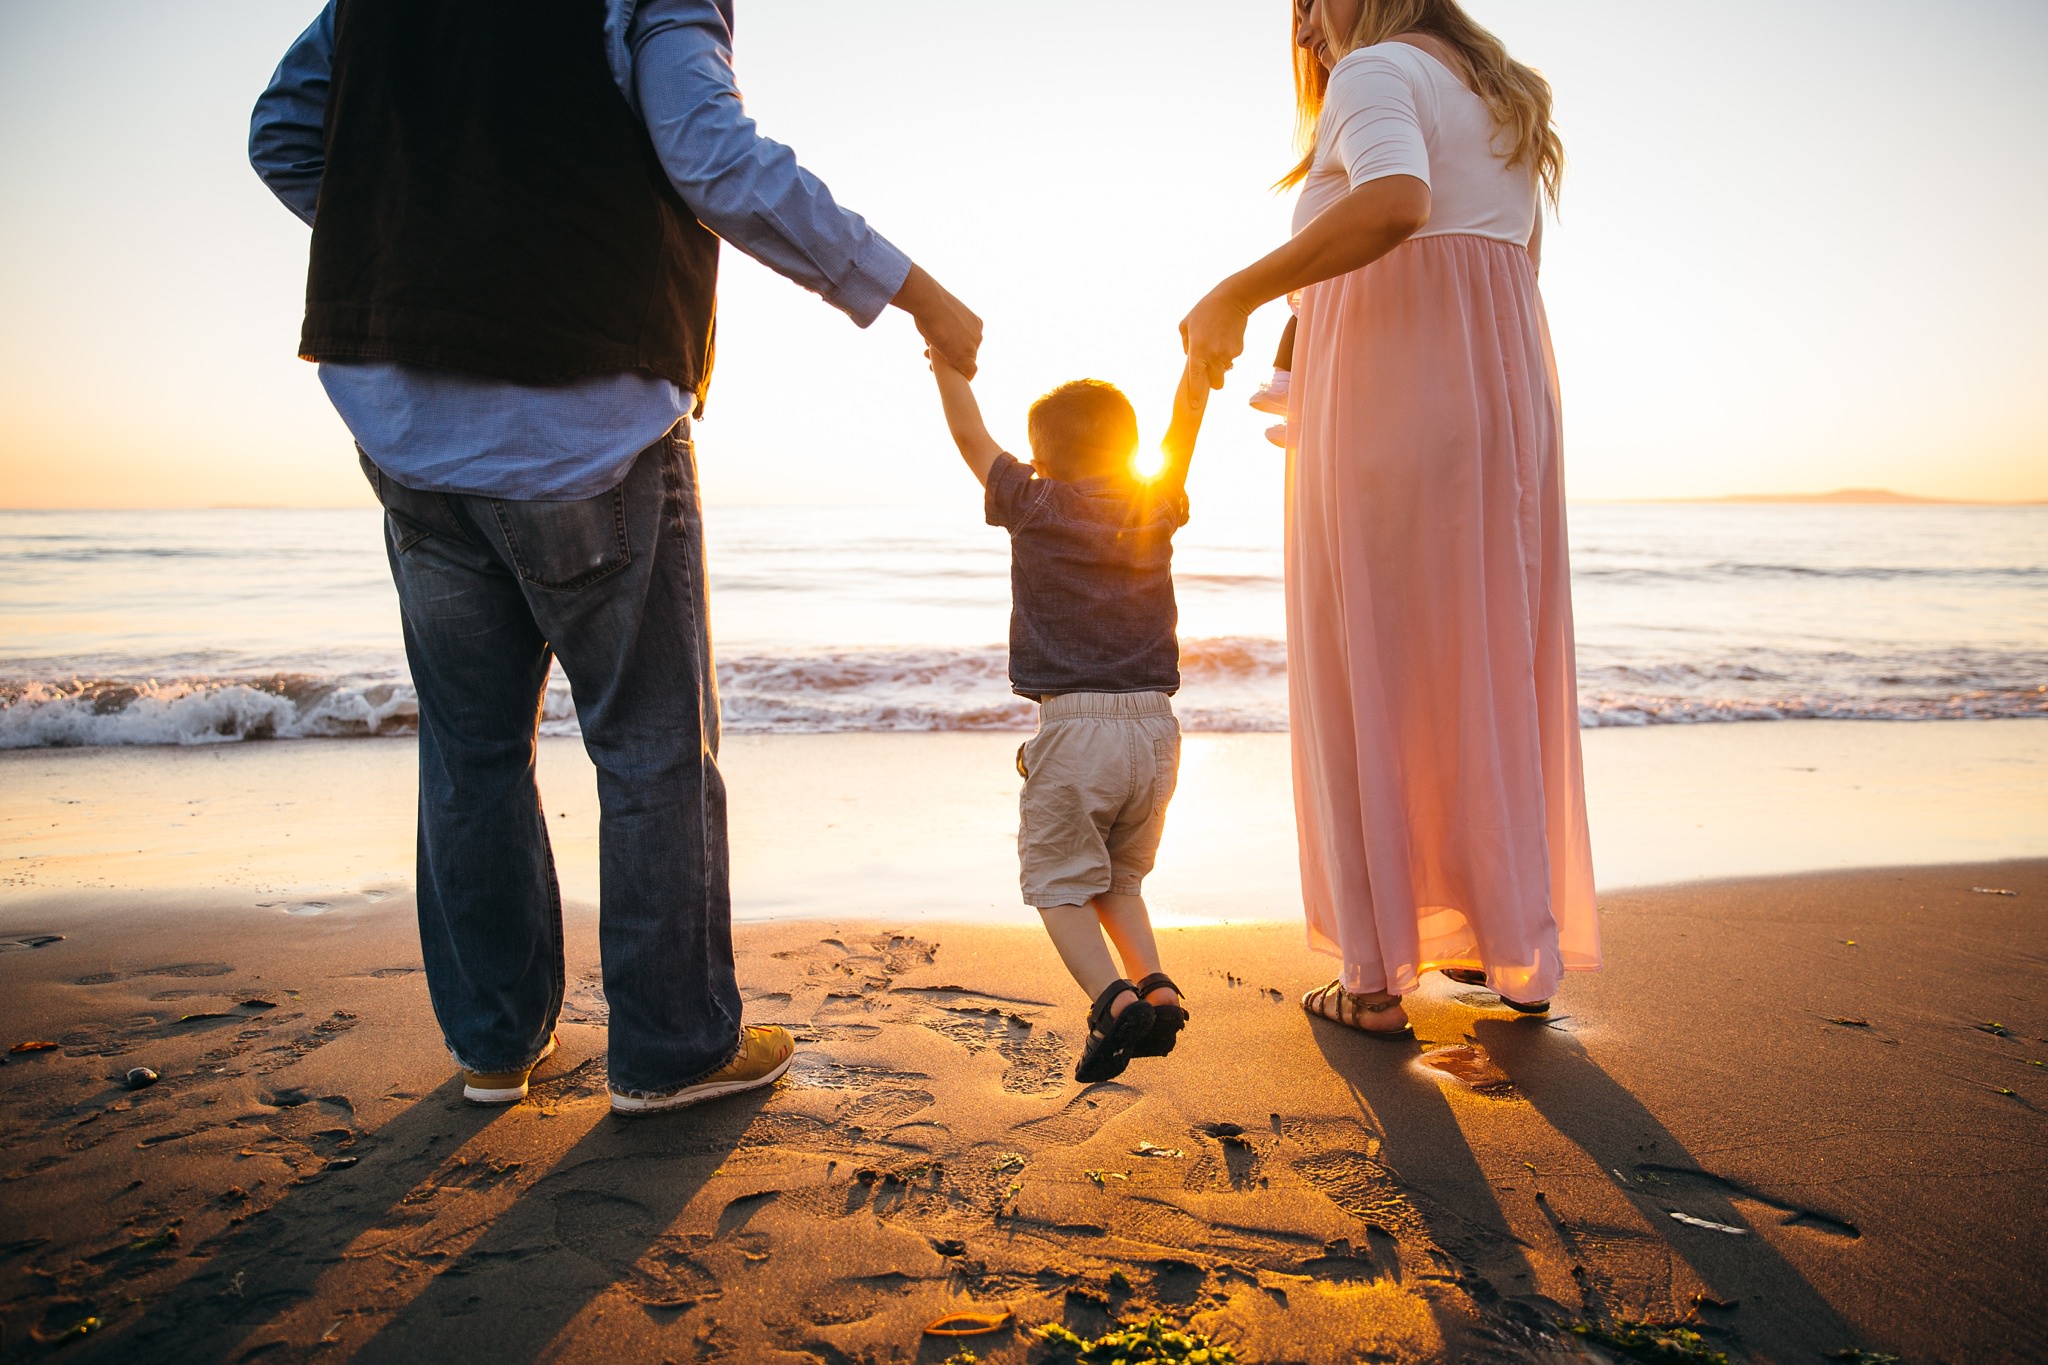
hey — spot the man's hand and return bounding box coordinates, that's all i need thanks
[893,264,983,378]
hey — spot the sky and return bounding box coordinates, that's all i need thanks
[0,0,2044,512]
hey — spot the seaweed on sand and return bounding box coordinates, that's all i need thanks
[1566,1319,1728,1364]
[1038,1315,1237,1363]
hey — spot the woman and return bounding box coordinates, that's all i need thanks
[1182,0,1598,1034]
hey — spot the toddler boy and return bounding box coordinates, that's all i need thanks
[929,356,1206,1082]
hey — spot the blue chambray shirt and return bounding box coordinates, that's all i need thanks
[984,453,1190,699]
[249,0,913,500]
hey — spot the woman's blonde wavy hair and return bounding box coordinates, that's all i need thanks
[1278,0,1563,206]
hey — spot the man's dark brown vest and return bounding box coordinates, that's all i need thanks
[300,0,719,409]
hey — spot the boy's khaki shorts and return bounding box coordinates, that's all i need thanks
[1016,691,1181,908]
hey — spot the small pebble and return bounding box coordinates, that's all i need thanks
[126,1067,159,1090]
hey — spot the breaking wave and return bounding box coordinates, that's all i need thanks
[3,637,2041,748]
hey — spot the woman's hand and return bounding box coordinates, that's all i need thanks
[1178,175,1431,393]
[1180,284,1251,394]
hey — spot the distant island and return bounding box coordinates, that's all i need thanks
[1657,488,2042,506]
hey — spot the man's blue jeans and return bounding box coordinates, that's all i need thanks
[361,423,741,1096]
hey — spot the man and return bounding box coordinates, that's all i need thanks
[250,0,981,1114]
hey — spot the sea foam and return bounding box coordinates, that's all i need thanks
[4,638,2042,748]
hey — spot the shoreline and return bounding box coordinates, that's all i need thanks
[4,720,2043,921]
[1,861,2043,1362]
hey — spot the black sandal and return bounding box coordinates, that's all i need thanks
[1127,973,1186,1058]
[1440,967,1550,1014]
[1074,979,1157,1083]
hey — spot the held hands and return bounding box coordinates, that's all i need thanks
[1177,176,1432,393]
[893,264,984,379]
[1179,285,1250,394]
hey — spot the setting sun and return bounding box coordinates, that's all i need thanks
[1133,445,1169,481]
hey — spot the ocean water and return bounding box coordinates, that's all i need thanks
[0,503,2041,747]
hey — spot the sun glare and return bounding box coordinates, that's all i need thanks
[1132,446,1168,482]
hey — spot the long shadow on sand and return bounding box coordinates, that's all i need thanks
[76,1075,509,1361]
[72,1074,766,1362]
[1305,1020,1556,1350]
[1312,1010,1879,1362]
[346,1089,769,1362]
[1471,1016,1874,1361]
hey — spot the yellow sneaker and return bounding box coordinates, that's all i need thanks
[461,1032,558,1105]
[609,1025,795,1115]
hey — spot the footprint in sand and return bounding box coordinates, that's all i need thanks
[787,1058,929,1092]
[560,972,609,1024]
[913,1001,1068,1095]
[1292,1147,1429,1243]
[75,963,234,986]
[1014,1083,1140,1145]
[1419,1044,1516,1096]
[550,1189,720,1308]
[776,933,940,995]
[246,1011,359,1075]
[836,1087,937,1128]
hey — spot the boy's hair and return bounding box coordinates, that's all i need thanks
[1026,379,1138,481]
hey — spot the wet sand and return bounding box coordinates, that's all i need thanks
[4,719,2045,916]
[1,861,2044,1363]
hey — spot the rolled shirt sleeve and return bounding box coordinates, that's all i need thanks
[248,4,336,226]
[983,453,1045,532]
[1325,49,1431,190]
[627,0,912,327]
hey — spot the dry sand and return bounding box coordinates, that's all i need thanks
[2,861,2044,1363]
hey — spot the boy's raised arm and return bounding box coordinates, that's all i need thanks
[1157,363,1211,493]
[930,354,1006,487]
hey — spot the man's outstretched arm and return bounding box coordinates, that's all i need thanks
[629,0,981,374]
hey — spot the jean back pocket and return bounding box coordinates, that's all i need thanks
[490,488,632,591]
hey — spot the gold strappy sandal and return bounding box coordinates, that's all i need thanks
[1302,980,1413,1041]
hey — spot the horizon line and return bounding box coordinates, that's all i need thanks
[2,487,2045,513]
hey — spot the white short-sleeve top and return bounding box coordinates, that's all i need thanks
[1292,42,1537,246]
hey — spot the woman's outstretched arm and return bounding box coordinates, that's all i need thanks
[1180,175,1429,391]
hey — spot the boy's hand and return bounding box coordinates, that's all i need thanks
[928,350,1005,487]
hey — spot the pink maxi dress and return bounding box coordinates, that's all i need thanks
[1286,43,1598,1003]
